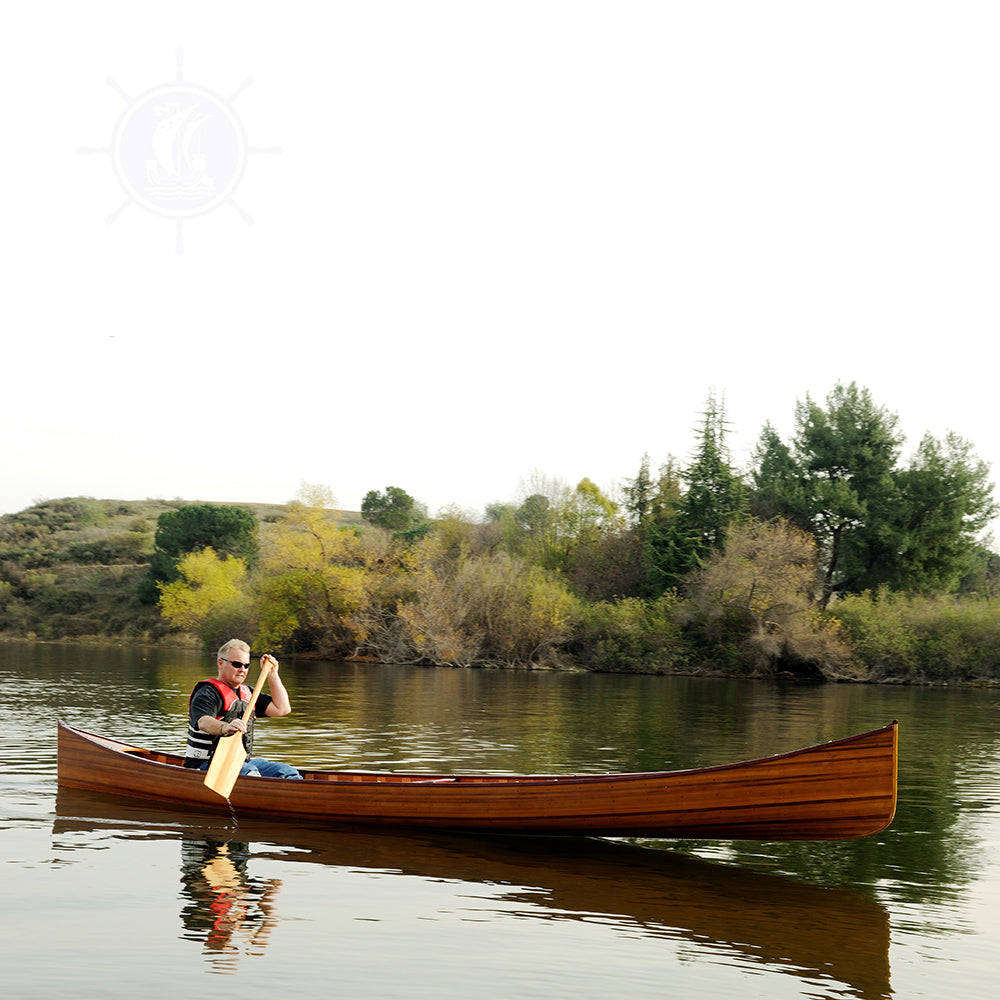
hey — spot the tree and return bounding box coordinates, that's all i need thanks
[500,472,569,568]
[680,392,748,545]
[957,543,1000,599]
[361,486,425,534]
[139,503,258,603]
[564,528,649,601]
[157,548,249,633]
[257,484,370,652]
[429,504,502,562]
[617,455,683,598]
[550,479,631,598]
[750,382,901,604]
[648,392,748,593]
[750,382,997,603]
[890,431,998,593]
[649,457,683,526]
[153,503,258,565]
[558,479,622,547]
[621,454,655,528]
[517,493,554,537]
[793,383,902,603]
[749,423,804,525]
[622,454,682,531]
[688,519,818,635]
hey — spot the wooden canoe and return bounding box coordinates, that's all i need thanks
[56,719,898,840]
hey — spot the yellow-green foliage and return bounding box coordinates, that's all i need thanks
[158,548,248,632]
[255,488,401,654]
[833,589,1000,680]
[484,562,575,663]
[254,571,307,649]
[256,565,369,650]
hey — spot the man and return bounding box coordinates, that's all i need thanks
[184,639,301,779]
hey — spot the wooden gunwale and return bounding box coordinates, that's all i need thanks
[56,719,898,840]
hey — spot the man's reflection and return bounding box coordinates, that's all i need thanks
[179,839,282,971]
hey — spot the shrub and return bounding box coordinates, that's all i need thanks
[682,519,855,679]
[569,593,688,673]
[834,589,1000,681]
[394,548,576,666]
[66,531,153,565]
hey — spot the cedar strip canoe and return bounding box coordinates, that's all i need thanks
[56,720,898,840]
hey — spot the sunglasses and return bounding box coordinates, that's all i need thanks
[221,658,251,669]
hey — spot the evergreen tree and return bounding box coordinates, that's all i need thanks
[619,454,683,598]
[750,422,806,526]
[759,382,902,603]
[139,503,258,603]
[622,454,654,528]
[890,431,997,593]
[648,391,748,593]
[749,382,997,603]
[361,486,423,534]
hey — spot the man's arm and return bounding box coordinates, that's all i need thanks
[188,685,238,736]
[190,686,236,736]
[262,653,292,717]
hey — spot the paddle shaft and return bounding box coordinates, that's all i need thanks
[203,660,274,800]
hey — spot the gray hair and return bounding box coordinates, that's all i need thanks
[217,638,250,660]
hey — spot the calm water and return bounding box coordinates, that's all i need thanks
[4,640,999,999]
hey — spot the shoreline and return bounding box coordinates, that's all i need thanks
[4,633,997,687]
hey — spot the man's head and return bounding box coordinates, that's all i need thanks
[217,638,251,689]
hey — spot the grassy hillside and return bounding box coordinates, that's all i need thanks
[0,497,363,643]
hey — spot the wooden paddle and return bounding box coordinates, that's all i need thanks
[204,658,273,800]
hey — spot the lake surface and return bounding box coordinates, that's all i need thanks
[4,640,999,999]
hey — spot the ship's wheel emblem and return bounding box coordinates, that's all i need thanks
[82,49,279,252]
[114,83,246,218]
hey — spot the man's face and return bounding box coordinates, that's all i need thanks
[218,650,251,689]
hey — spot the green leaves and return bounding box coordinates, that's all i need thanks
[751,382,996,602]
[646,391,748,593]
[140,503,259,603]
[361,486,426,534]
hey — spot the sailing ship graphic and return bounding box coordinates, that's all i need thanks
[82,49,281,250]
[145,101,216,200]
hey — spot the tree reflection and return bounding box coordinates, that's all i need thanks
[178,839,282,971]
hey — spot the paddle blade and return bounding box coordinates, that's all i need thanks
[203,732,248,800]
[202,660,273,800]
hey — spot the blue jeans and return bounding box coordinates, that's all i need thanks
[198,757,302,779]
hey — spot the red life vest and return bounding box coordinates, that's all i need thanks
[192,678,253,713]
[185,679,256,763]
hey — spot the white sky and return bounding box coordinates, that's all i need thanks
[3,2,998,533]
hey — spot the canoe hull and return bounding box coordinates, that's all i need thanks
[56,720,898,840]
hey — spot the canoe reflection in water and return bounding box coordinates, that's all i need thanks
[55,789,892,1000]
[178,838,283,970]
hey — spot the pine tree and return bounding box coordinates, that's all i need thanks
[648,391,748,593]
